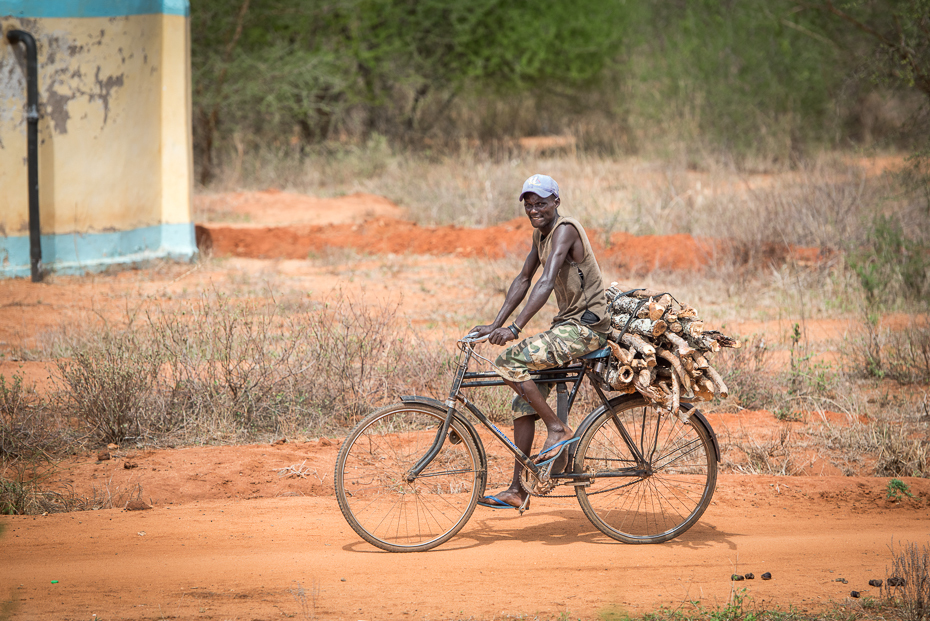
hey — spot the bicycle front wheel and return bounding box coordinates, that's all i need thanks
[335,402,485,552]
[574,397,717,544]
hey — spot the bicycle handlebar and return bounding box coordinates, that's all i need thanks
[459,331,491,344]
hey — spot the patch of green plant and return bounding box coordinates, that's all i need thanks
[782,323,838,408]
[847,214,930,307]
[886,478,914,501]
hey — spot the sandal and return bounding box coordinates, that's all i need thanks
[477,494,531,514]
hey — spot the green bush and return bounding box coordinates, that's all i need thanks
[847,215,930,306]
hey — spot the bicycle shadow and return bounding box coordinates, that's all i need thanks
[341,507,737,554]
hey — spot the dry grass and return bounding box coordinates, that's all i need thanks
[844,313,930,384]
[6,149,929,512]
[884,540,930,621]
[202,148,914,254]
[1,460,144,515]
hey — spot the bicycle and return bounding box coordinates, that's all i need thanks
[334,332,720,552]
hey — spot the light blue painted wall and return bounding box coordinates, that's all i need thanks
[0,223,197,278]
[0,0,188,17]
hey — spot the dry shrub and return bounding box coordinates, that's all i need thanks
[844,313,930,384]
[713,334,781,411]
[50,291,453,445]
[872,422,930,478]
[706,164,875,261]
[808,398,930,477]
[728,427,799,476]
[0,463,48,515]
[55,331,163,444]
[0,461,143,515]
[884,540,930,621]
[0,374,57,461]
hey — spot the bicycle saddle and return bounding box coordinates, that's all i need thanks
[578,346,611,360]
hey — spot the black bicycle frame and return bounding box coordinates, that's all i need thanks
[406,341,656,484]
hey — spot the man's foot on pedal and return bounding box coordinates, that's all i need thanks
[536,427,573,463]
[534,437,579,477]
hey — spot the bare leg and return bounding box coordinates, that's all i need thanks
[504,378,572,457]
[483,415,535,507]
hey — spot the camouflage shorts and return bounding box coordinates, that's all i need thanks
[494,322,607,418]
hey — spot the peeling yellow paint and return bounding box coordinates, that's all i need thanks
[0,13,192,237]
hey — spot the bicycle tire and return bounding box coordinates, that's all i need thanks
[334,402,486,552]
[574,396,717,544]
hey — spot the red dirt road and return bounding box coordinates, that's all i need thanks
[2,185,928,620]
[3,457,929,620]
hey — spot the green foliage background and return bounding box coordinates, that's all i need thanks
[191,0,929,177]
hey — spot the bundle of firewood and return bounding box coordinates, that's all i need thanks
[600,283,741,417]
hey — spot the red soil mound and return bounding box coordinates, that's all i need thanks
[194,190,824,273]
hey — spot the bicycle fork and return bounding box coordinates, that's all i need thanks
[404,344,472,483]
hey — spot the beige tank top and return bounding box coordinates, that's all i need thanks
[533,215,611,334]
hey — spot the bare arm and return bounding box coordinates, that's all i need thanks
[512,223,579,329]
[472,224,581,345]
[471,246,540,343]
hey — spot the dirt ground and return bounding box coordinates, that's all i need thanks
[2,186,929,620]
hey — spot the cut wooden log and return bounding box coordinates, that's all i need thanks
[703,330,742,349]
[679,318,704,337]
[704,364,730,399]
[691,352,711,370]
[606,362,636,391]
[633,368,652,391]
[625,287,672,300]
[618,365,635,383]
[610,314,667,338]
[620,332,656,357]
[622,346,637,364]
[657,348,692,393]
[606,340,628,365]
[607,340,636,366]
[608,294,651,318]
[687,334,721,353]
[697,376,716,397]
[648,294,672,321]
[681,355,704,378]
[663,331,695,357]
[668,366,680,414]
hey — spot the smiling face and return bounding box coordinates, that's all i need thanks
[522,192,560,231]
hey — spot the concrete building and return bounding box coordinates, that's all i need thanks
[1,0,196,279]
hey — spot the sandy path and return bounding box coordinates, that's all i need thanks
[3,474,929,620]
[3,185,928,620]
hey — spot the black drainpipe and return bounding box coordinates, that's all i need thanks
[6,29,42,282]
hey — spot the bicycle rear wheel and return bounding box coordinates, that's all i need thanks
[335,402,485,552]
[574,397,717,543]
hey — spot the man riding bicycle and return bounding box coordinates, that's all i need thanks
[470,174,612,511]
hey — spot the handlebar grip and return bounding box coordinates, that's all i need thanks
[460,332,490,343]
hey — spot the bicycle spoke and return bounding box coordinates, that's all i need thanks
[335,404,484,551]
[575,398,716,543]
